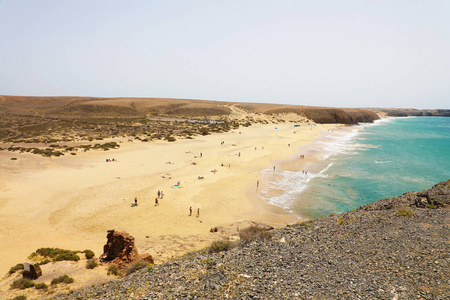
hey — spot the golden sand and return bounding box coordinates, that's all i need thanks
[0,122,337,278]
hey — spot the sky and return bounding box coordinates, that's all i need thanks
[0,0,449,109]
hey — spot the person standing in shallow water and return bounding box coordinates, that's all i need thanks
[196,208,200,217]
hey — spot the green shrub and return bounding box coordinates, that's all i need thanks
[8,263,24,275]
[34,248,80,262]
[54,250,80,262]
[10,278,35,289]
[239,225,273,242]
[425,204,437,209]
[35,282,48,291]
[84,249,95,259]
[12,296,27,300]
[51,275,74,285]
[35,247,60,258]
[86,259,98,269]
[125,260,150,275]
[38,259,51,265]
[107,265,119,276]
[299,220,314,227]
[209,240,235,253]
[396,207,416,216]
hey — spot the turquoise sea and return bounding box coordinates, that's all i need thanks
[259,117,450,219]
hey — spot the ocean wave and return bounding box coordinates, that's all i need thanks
[374,160,393,164]
[259,163,334,211]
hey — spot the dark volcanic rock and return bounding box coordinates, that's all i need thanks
[59,180,449,300]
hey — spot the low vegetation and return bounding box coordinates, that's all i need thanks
[8,263,24,276]
[34,282,48,291]
[107,265,120,276]
[29,247,80,262]
[51,275,74,285]
[239,225,273,242]
[10,278,35,290]
[84,249,95,259]
[209,240,236,253]
[125,260,151,275]
[86,259,98,269]
[396,207,416,216]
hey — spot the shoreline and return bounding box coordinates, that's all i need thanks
[0,122,341,279]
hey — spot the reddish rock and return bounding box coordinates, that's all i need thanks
[99,229,153,267]
[140,253,154,265]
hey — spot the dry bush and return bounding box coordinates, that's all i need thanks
[239,225,273,242]
[209,240,236,253]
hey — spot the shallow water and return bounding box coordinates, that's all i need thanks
[259,117,450,219]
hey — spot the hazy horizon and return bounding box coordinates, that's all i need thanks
[1,1,449,109]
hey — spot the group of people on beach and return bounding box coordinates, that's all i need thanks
[189,206,200,217]
[106,158,116,162]
[131,190,164,207]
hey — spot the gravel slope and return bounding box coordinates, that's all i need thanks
[58,180,449,300]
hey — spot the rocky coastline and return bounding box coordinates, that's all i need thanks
[58,180,449,300]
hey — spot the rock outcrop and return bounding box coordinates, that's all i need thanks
[99,230,154,267]
[22,263,42,279]
[360,180,449,211]
[370,108,450,117]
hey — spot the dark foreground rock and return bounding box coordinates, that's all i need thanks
[58,181,449,300]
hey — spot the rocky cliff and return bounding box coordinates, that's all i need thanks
[303,107,380,124]
[369,108,450,117]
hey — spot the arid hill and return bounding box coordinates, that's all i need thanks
[0,95,379,124]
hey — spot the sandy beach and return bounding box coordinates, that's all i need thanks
[0,122,338,278]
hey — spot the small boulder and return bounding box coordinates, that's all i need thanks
[22,263,42,279]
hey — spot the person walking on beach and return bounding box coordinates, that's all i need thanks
[155,198,159,206]
[257,180,259,188]
[157,190,160,198]
[196,208,200,218]
[161,191,164,199]
[132,197,138,207]
[189,206,192,216]
[273,166,276,172]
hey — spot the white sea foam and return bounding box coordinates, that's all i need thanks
[259,162,334,212]
[375,160,393,164]
[260,118,398,212]
[317,128,365,159]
